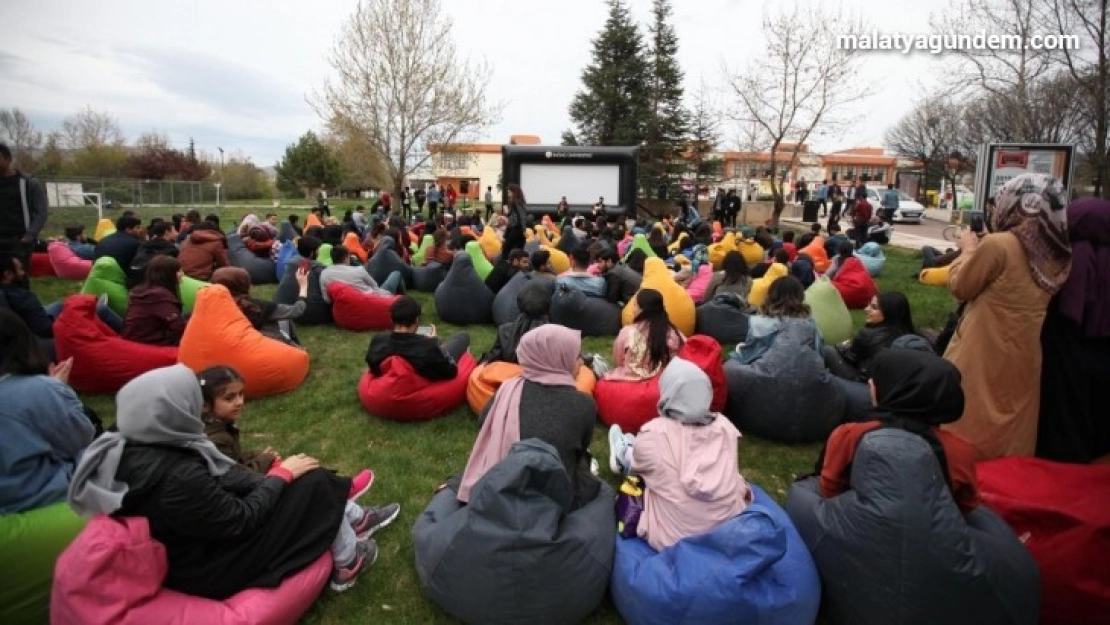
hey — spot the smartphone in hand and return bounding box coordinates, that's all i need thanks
[416,325,434,337]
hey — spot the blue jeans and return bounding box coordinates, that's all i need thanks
[380,271,405,294]
[44,300,125,334]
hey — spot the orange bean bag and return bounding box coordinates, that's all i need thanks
[800,237,830,273]
[831,257,878,310]
[343,232,368,264]
[327,283,399,332]
[177,285,309,398]
[358,352,478,421]
[54,295,178,395]
[621,257,696,336]
[465,361,598,415]
[47,241,92,280]
[30,252,55,277]
[304,213,323,230]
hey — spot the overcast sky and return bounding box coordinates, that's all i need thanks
[1,0,952,165]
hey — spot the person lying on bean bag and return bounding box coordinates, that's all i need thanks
[320,245,405,302]
[211,267,307,346]
[121,256,188,347]
[365,296,470,382]
[365,235,413,288]
[274,236,332,326]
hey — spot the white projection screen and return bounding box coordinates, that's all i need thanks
[520,163,621,206]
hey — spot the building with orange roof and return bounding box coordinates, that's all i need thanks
[427,135,544,201]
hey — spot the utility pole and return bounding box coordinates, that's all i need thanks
[217,146,225,206]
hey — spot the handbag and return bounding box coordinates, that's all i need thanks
[615,476,645,538]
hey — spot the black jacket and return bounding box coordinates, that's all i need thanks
[837,324,908,377]
[94,232,142,273]
[484,261,519,295]
[605,264,642,306]
[0,283,53,337]
[366,331,458,381]
[127,238,180,288]
[0,172,48,241]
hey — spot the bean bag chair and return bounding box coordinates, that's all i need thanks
[227,234,277,285]
[411,234,434,266]
[831,256,878,309]
[27,251,53,278]
[274,260,332,326]
[786,429,1040,625]
[316,243,333,267]
[748,261,788,309]
[550,284,622,336]
[800,237,831,273]
[612,485,820,625]
[695,292,750,346]
[304,213,323,230]
[724,317,844,443]
[977,457,1110,625]
[621,257,696,336]
[93,218,116,241]
[544,245,571,274]
[326,282,399,332]
[178,285,310,398]
[343,232,368,264]
[491,271,550,326]
[0,502,85,624]
[466,360,597,415]
[478,226,501,260]
[737,238,765,266]
[684,264,713,303]
[540,214,559,234]
[47,241,92,280]
[412,261,448,293]
[854,241,885,277]
[919,265,950,286]
[624,233,656,261]
[358,352,476,421]
[805,277,854,345]
[464,240,494,280]
[365,236,412,287]
[51,515,329,625]
[791,253,817,288]
[80,256,130,315]
[708,232,737,269]
[413,439,615,625]
[596,336,728,434]
[618,234,633,257]
[179,276,207,314]
[666,232,689,255]
[55,294,179,395]
[274,241,297,282]
[435,253,494,325]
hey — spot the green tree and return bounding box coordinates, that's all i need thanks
[642,0,688,196]
[273,131,343,198]
[567,0,651,147]
[217,155,272,200]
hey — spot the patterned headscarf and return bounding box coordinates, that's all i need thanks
[990,173,1072,293]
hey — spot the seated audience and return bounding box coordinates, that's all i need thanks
[211,266,307,345]
[94,215,143,271]
[424,228,455,266]
[556,249,607,298]
[128,221,180,288]
[365,296,470,381]
[319,245,404,303]
[781,230,798,262]
[824,292,917,382]
[530,249,556,279]
[625,248,648,275]
[597,249,641,308]
[121,256,187,347]
[178,221,229,281]
[484,249,530,295]
[482,279,551,364]
[64,224,96,260]
[608,288,685,382]
[0,253,122,341]
[823,223,850,259]
[826,241,855,279]
[921,245,960,270]
[867,217,892,245]
[278,215,302,243]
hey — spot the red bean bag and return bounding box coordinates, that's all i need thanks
[359,352,477,421]
[51,515,330,625]
[466,361,598,415]
[977,457,1110,625]
[30,251,55,277]
[327,283,399,332]
[54,295,179,395]
[594,336,728,434]
[47,241,92,280]
[830,257,877,310]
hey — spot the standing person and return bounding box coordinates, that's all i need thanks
[881,183,900,224]
[727,189,741,228]
[414,186,427,218]
[851,195,873,249]
[445,184,457,212]
[500,183,528,263]
[0,143,47,287]
[827,182,844,231]
[845,181,857,219]
[401,186,412,220]
[712,189,726,225]
[817,180,829,217]
[427,185,441,217]
[317,186,331,218]
[484,186,494,222]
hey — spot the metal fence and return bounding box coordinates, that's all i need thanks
[39,176,222,209]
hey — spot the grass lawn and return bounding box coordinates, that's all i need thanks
[32,207,956,624]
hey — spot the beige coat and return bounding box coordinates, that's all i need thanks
[943,232,1051,459]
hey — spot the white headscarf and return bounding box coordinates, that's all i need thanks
[656,357,716,426]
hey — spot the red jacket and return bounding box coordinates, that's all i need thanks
[178,229,229,280]
[121,285,187,346]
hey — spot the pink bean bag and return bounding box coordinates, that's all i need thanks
[830,257,877,310]
[359,352,477,421]
[685,264,713,303]
[54,295,179,395]
[977,457,1110,625]
[327,282,400,332]
[594,336,728,433]
[51,515,330,625]
[47,241,92,280]
[30,251,55,277]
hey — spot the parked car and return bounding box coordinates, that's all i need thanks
[865,187,924,224]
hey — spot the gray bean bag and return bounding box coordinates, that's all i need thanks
[227,234,277,285]
[434,252,494,325]
[491,271,551,326]
[413,439,615,624]
[723,317,844,443]
[412,262,448,292]
[696,292,750,346]
[549,284,622,336]
[786,429,1040,625]
[365,236,413,287]
[274,258,332,325]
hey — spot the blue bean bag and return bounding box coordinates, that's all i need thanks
[854,241,886,277]
[612,485,820,625]
[274,241,297,282]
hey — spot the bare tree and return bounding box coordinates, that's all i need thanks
[315,0,500,199]
[0,108,43,168]
[886,98,976,209]
[725,2,864,226]
[324,126,392,191]
[60,106,125,150]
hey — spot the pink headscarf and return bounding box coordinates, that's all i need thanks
[457,324,581,503]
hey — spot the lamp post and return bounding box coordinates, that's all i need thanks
[217,147,225,206]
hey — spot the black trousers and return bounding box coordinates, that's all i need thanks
[501,227,525,262]
[442,332,471,362]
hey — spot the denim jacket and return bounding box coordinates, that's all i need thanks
[733,315,824,365]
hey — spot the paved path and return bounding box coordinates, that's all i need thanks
[782,214,950,252]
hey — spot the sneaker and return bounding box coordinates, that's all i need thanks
[609,425,629,475]
[347,469,375,501]
[589,457,599,476]
[353,503,401,539]
[329,539,378,592]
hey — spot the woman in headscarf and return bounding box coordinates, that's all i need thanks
[607,358,751,552]
[66,365,379,597]
[210,266,307,345]
[481,279,552,365]
[944,173,1072,459]
[606,288,685,382]
[460,325,599,508]
[819,348,980,514]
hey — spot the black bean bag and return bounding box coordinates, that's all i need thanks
[786,429,1040,625]
[524,239,541,254]
[412,262,448,293]
[365,236,413,287]
[274,259,332,326]
[695,292,750,346]
[227,234,277,285]
[413,439,614,624]
[549,284,621,336]
[491,271,551,326]
[434,252,494,325]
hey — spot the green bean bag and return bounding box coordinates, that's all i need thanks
[317,243,334,267]
[179,276,207,314]
[623,232,657,261]
[80,256,129,315]
[0,502,86,624]
[804,277,853,345]
[465,240,494,281]
[412,234,434,265]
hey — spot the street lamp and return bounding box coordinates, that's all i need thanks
[217,147,225,206]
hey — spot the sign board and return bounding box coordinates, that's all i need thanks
[973,143,1075,211]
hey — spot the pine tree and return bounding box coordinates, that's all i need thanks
[274,131,344,198]
[642,0,688,198]
[567,0,650,147]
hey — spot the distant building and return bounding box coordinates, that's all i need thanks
[427,134,542,200]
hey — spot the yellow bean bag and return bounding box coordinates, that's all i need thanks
[919,265,950,287]
[673,254,690,266]
[478,226,502,261]
[621,257,696,335]
[178,285,310,398]
[667,232,690,255]
[738,238,765,266]
[466,361,597,415]
[748,262,789,309]
[93,218,116,241]
[537,228,559,248]
[708,232,738,269]
[543,245,571,274]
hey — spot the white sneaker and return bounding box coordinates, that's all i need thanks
[608,425,628,475]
